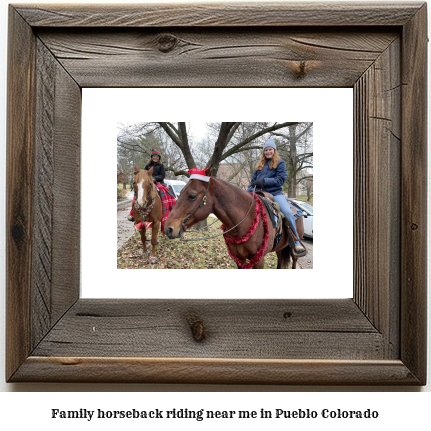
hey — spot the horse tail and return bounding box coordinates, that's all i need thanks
[278,243,291,269]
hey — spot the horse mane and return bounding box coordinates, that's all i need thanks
[213,177,250,194]
[211,177,253,207]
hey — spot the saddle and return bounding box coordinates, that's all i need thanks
[256,191,300,218]
[256,190,274,202]
[255,191,306,256]
[255,191,284,248]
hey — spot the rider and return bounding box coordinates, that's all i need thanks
[246,138,305,255]
[128,149,165,222]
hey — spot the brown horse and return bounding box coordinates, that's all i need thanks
[132,164,162,264]
[165,169,305,269]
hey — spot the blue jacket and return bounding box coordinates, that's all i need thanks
[247,159,287,196]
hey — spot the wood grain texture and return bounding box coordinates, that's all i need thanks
[400,3,428,384]
[32,40,81,345]
[15,2,423,27]
[32,299,383,359]
[36,29,398,88]
[12,357,420,385]
[31,38,81,351]
[6,7,36,381]
[353,38,401,358]
[6,2,427,385]
[7,7,81,381]
[32,40,56,347]
[50,53,81,324]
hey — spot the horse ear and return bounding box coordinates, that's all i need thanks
[147,166,154,175]
[134,164,140,174]
[205,167,212,177]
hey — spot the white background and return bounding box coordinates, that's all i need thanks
[82,87,353,299]
[0,0,430,423]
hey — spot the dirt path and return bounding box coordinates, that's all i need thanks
[117,201,135,250]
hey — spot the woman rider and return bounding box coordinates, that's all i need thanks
[247,138,305,255]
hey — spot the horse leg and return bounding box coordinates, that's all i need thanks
[148,221,160,263]
[139,225,149,257]
[291,251,298,269]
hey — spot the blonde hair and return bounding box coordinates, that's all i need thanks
[256,150,280,171]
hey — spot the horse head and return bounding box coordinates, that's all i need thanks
[165,167,213,239]
[133,164,154,209]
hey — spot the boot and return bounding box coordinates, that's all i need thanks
[294,245,306,257]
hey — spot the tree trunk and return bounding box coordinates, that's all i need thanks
[207,122,236,176]
[287,125,298,198]
[288,175,296,198]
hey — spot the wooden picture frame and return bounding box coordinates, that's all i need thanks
[6,2,427,385]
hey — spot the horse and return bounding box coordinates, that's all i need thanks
[165,168,306,269]
[132,164,163,264]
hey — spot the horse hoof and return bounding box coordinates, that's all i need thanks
[148,256,158,264]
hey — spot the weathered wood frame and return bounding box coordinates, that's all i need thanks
[6,2,427,385]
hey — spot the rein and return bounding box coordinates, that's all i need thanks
[180,183,257,242]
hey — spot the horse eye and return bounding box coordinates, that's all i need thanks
[188,194,196,200]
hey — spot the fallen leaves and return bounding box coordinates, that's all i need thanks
[117,218,280,270]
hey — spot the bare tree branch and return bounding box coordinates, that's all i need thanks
[221,122,299,161]
[159,122,183,149]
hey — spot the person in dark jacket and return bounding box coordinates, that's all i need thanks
[145,149,165,183]
[247,138,305,255]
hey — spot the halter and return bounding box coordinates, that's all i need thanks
[134,180,156,222]
[181,179,211,227]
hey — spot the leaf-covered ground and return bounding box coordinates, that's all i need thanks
[117,218,279,269]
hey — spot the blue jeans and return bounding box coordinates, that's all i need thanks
[273,195,300,246]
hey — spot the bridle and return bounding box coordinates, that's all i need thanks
[133,175,156,221]
[180,178,257,242]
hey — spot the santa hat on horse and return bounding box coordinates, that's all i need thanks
[188,168,211,182]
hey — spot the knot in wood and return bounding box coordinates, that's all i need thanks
[157,34,178,53]
[11,222,26,245]
[186,314,206,342]
[293,61,307,78]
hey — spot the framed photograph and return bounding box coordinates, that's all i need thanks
[6,2,427,384]
[87,87,349,297]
